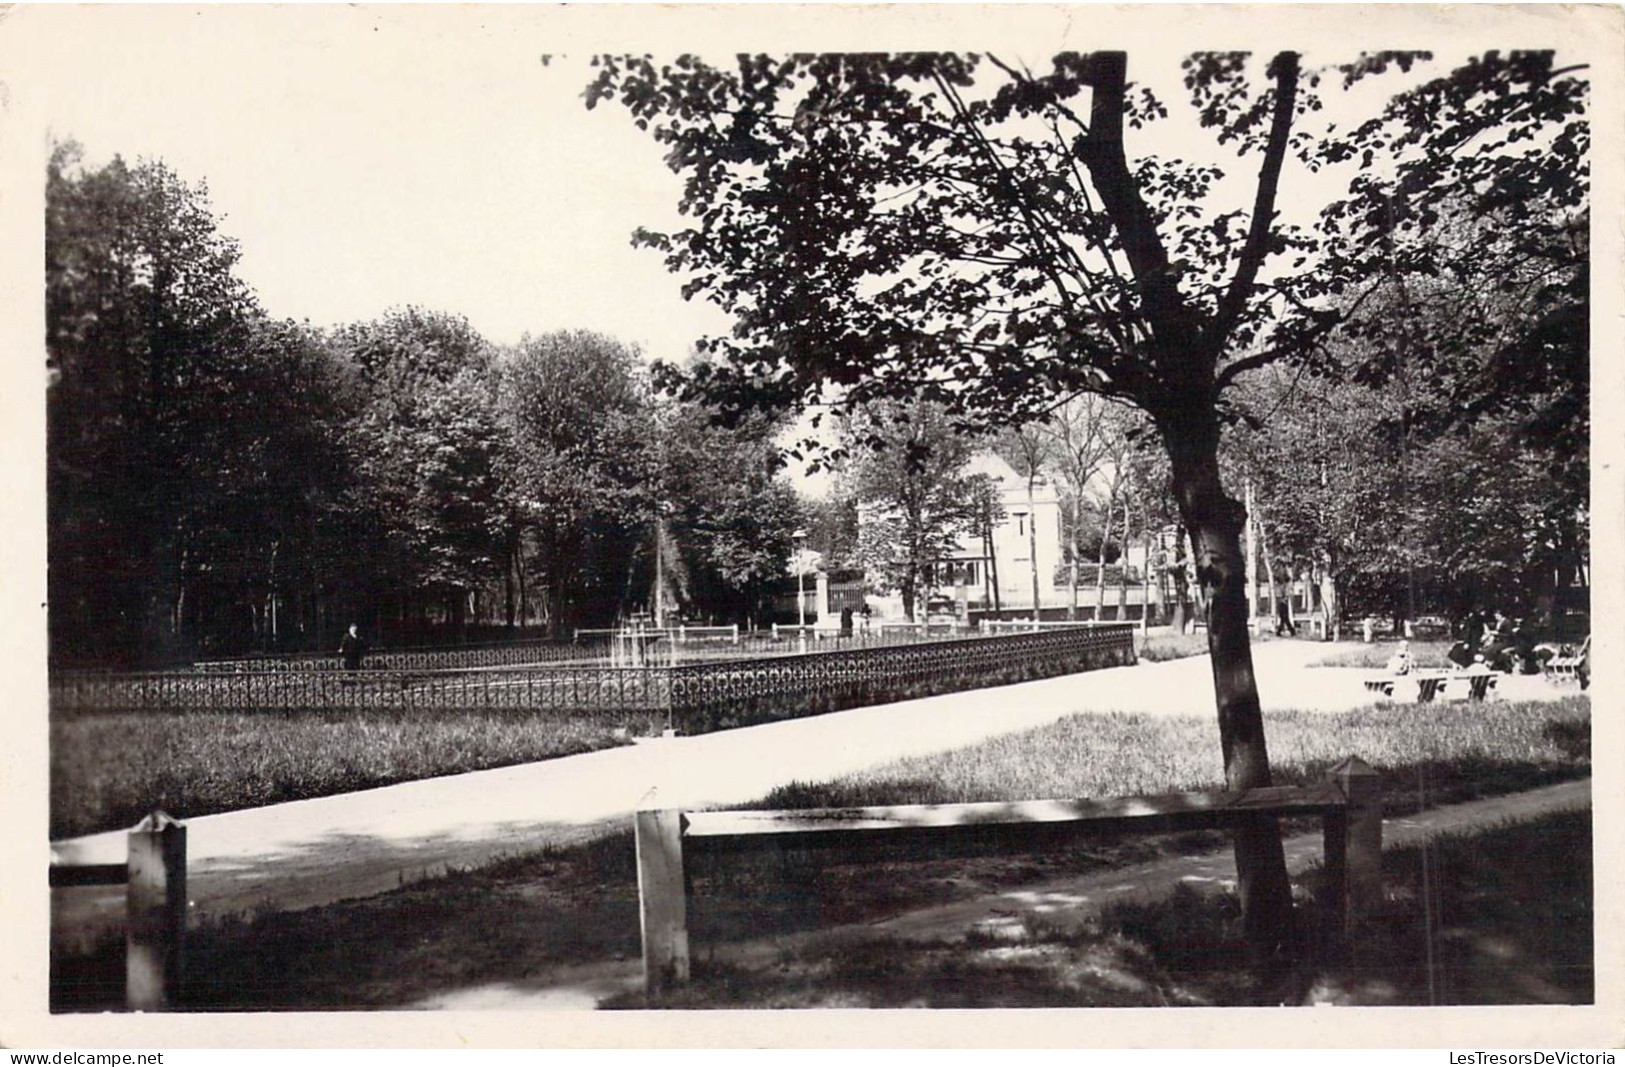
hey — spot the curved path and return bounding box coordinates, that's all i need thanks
[51,638,1571,942]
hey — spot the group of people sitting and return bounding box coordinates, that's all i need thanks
[1454,611,1543,674]
[1384,610,1542,677]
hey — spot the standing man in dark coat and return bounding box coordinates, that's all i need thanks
[339,623,368,671]
[1275,599,1296,637]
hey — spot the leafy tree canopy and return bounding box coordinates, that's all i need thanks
[588,50,1586,441]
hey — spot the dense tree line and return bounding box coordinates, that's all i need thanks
[46,144,800,668]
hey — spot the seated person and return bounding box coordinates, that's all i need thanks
[1482,620,1517,672]
[1385,639,1412,675]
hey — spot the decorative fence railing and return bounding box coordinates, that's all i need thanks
[52,664,672,715]
[769,620,977,639]
[980,618,1120,633]
[52,625,1138,733]
[574,625,741,645]
[668,624,1135,731]
[183,622,1004,673]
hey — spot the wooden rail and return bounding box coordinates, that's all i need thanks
[634,757,1382,993]
[50,812,187,1011]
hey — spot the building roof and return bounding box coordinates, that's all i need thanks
[965,449,1059,505]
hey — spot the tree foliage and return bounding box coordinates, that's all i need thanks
[46,147,804,660]
[659,400,803,624]
[586,46,1590,983]
[49,143,289,663]
[337,309,507,626]
[842,399,986,620]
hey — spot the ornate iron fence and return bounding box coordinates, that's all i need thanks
[51,664,671,715]
[52,625,1137,730]
[667,624,1136,731]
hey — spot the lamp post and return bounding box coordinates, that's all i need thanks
[792,529,808,630]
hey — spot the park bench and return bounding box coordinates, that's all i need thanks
[1544,635,1590,685]
[1363,670,1496,703]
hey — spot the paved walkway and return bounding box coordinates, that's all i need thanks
[51,639,1572,940]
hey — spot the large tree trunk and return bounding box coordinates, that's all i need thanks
[1080,48,1302,984]
[1159,409,1297,988]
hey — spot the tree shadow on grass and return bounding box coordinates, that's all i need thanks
[53,831,644,1013]
[50,818,1228,1012]
[620,811,1592,1010]
[51,791,1591,1011]
[1311,809,1593,1005]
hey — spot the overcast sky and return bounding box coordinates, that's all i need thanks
[6,6,738,365]
[0,5,1604,371]
[0,5,1440,365]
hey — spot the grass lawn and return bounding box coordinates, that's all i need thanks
[1307,640,1455,670]
[52,635,1140,838]
[49,707,657,839]
[1133,629,1213,662]
[755,695,1590,817]
[51,695,1589,1011]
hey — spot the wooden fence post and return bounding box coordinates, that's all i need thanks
[1329,756,1383,927]
[126,811,186,1011]
[635,808,690,995]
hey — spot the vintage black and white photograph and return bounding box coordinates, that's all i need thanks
[1,2,1618,1049]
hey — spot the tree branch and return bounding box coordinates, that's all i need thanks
[1074,52,1202,369]
[1214,347,1285,391]
[1211,52,1301,349]
[930,70,1092,315]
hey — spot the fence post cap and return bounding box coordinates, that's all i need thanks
[131,811,183,833]
[1327,756,1379,779]
[1328,756,1382,800]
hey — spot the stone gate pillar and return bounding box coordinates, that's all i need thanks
[814,571,839,632]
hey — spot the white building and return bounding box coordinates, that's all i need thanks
[929,451,1064,614]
